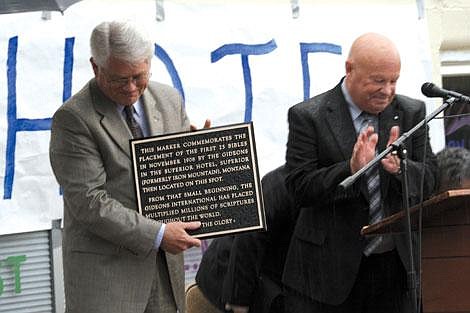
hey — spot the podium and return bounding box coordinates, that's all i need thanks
[361,189,470,313]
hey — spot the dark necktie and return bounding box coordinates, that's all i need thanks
[360,113,384,255]
[364,163,384,255]
[124,105,144,139]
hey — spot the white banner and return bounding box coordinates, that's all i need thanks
[0,0,443,237]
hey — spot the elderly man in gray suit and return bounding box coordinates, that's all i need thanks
[49,20,208,313]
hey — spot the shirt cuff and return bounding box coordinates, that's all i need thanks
[154,223,166,250]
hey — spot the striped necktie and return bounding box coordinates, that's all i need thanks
[360,113,385,255]
[124,105,144,139]
[364,162,384,255]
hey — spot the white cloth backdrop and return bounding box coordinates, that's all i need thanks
[0,0,444,283]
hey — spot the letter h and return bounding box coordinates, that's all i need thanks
[3,36,74,199]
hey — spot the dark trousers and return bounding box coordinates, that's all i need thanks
[285,249,409,313]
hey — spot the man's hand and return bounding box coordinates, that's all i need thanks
[350,126,378,174]
[225,303,249,313]
[190,118,211,131]
[160,221,201,254]
[381,126,401,174]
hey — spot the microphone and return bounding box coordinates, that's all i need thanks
[421,82,470,103]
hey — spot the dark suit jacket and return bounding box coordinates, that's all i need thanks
[196,165,296,313]
[50,79,189,313]
[282,81,438,305]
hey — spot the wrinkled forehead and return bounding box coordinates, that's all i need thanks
[355,54,401,79]
[103,57,151,75]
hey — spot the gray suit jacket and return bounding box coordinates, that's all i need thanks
[283,81,438,306]
[49,79,190,313]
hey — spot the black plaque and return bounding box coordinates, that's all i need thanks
[130,122,266,238]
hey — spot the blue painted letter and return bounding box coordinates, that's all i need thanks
[300,42,342,100]
[211,40,277,122]
[155,44,185,103]
[3,37,74,199]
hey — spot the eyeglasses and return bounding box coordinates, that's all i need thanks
[104,71,152,88]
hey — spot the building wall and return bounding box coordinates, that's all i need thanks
[426,0,470,82]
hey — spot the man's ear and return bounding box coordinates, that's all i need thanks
[90,57,99,76]
[345,60,353,76]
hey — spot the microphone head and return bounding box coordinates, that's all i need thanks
[421,82,434,95]
[421,82,446,98]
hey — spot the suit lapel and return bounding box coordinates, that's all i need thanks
[325,90,370,198]
[142,88,164,136]
[90,80,133,158]
[325,86,357,160]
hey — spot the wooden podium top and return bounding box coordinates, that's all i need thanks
[361,189,470,236]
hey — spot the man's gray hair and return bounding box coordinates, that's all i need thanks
[90,20,154,68]
[436,147,470,192]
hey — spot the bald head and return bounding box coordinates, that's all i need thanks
[348,32,400,69]
[345,33,401,114]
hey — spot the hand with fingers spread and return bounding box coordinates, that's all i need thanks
[350,126,378,174]
[160,221,202,254]
[381,126,401,175]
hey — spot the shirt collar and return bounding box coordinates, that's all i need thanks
[341,79,363,122]
[134,98,144,116]
[117,98,143,115]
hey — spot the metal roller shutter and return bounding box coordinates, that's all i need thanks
[0,231,53,313]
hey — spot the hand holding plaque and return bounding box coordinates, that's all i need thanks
[160,221,202,253]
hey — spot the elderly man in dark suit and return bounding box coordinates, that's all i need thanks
[283,33,438,313]
[49,20,208,313]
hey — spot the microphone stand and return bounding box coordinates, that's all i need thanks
[339,97,456,313]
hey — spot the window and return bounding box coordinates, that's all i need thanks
[441,52,470,149]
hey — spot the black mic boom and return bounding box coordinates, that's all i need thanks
[421,82,470,103]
